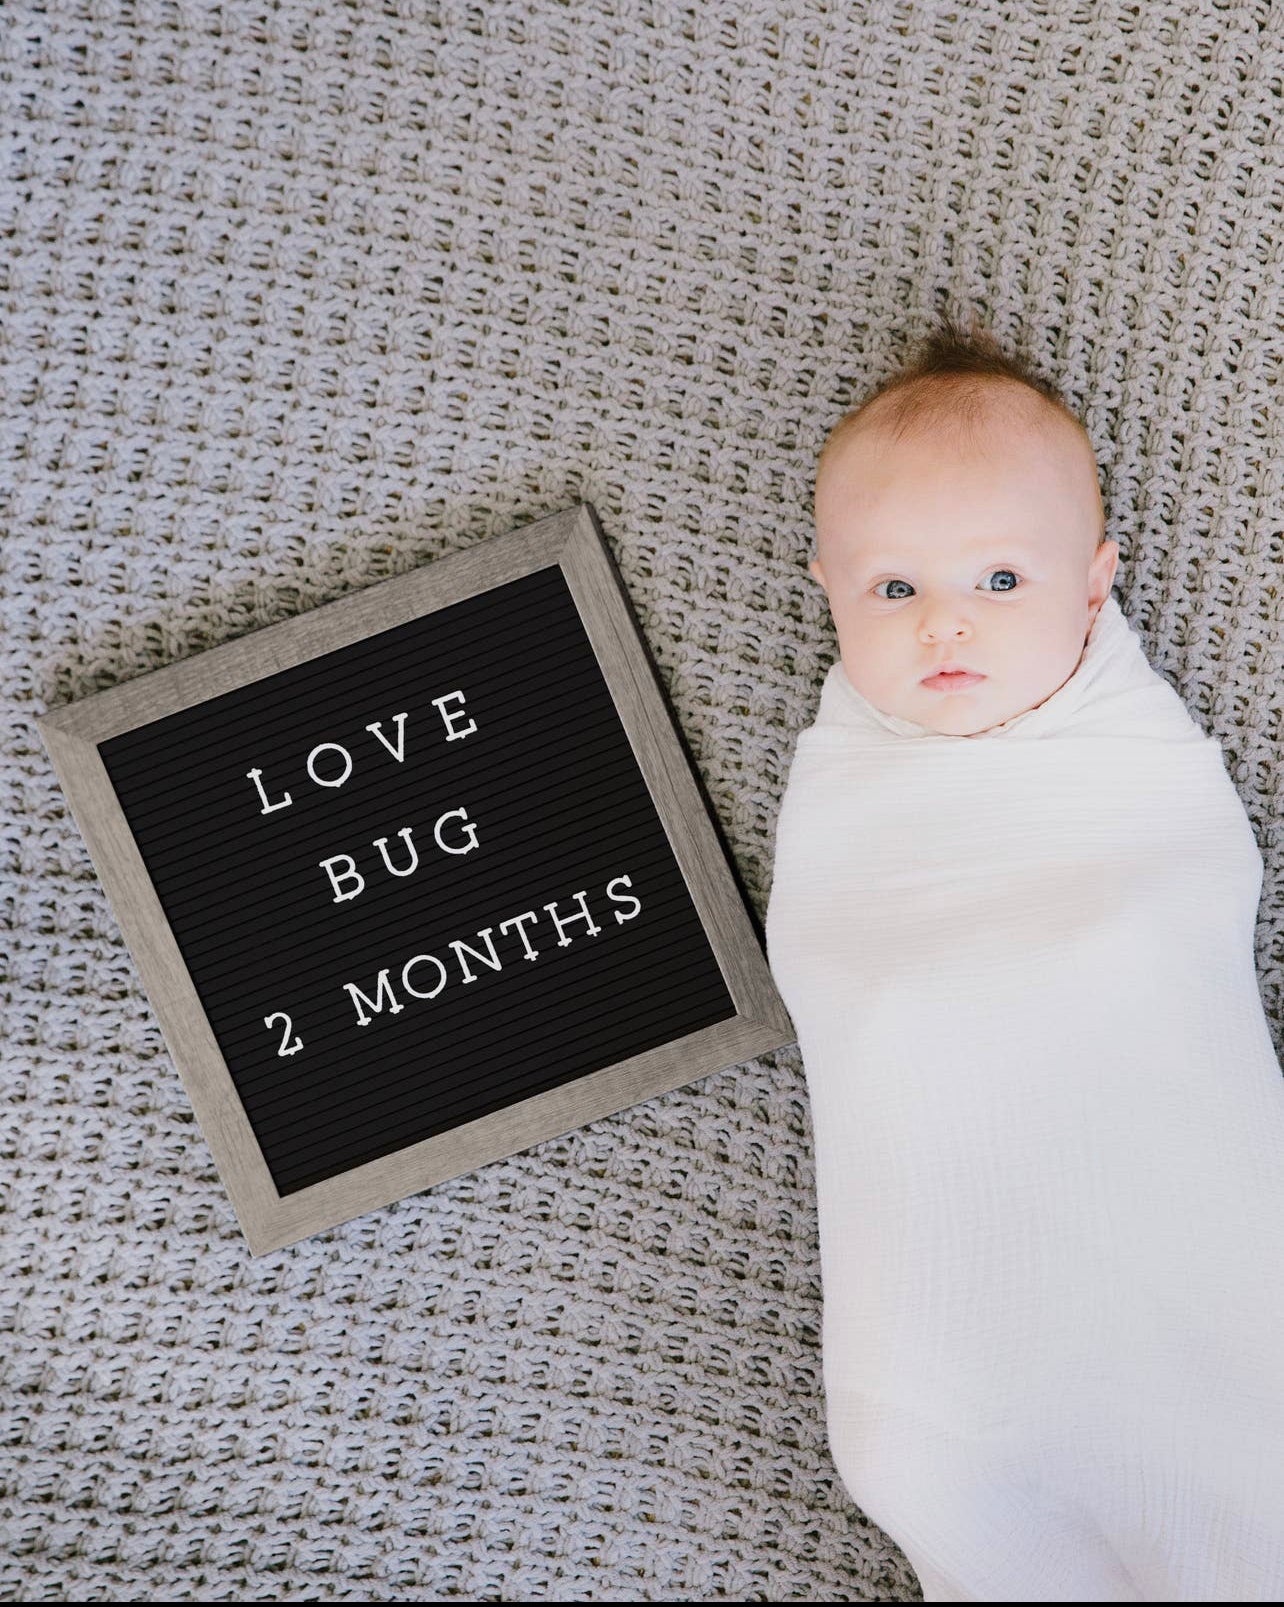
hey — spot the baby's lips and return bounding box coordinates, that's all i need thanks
[922,669,986,690]
[921,663,981,680]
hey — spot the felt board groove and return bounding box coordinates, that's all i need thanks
[246,971,740,1183]
[108,629,605,836]
[223,894,721,1123]
[177,833,689,1010]
[140,765,660,959]
[144,753,656,937]
[102,637,616,841]
[214,881,705,1071]
[149,799,681,1001]
[95,560,740,1197]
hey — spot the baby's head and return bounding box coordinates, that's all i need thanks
[810,316,1120,737]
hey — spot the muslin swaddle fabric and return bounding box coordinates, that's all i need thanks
[764,592,1284,1602]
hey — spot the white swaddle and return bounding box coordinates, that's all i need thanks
[765,592,1284,1602]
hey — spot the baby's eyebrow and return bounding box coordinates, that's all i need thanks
[861,543,1038,567]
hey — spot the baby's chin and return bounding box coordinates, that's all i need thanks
[910,678,1069,736]
[920,709,1010,737]
[870,680,1035,737]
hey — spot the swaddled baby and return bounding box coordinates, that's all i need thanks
[765,318,1284,1602]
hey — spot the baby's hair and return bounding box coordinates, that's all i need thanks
[812,313,1100,561]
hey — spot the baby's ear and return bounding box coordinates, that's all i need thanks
[808,556,826,589]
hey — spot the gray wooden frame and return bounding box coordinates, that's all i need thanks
[35,503,797,1255]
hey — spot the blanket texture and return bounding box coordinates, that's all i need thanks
[765,593,1284,1600]
[4,0,1284,1600]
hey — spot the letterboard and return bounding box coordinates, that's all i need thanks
[37,504,795,1253]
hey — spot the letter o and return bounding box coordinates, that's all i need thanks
[307,742,354,789]
[402,952,447,1000]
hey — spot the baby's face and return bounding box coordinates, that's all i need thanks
[810,412,1120,737]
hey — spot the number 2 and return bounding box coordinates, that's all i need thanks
[264,1011,304,1057]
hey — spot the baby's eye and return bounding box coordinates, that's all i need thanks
[872,569,1022,600]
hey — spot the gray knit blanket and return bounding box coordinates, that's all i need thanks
[3,1,1282,1600]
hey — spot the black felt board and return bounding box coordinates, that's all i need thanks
[96,563,738,1197]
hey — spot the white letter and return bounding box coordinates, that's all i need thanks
[606,874,642,924]
[432,689,478,741]
[307,742,353,789]
[434,806,479,855]
[320,853,365,903]
[499,910,541,961]
[543,890,601,948]
[365,713,409,764]
[246,766,292,815]
[402,953,447,999]
[343,969,403,1026]
[449,927,503,984]
[373,826,419,878]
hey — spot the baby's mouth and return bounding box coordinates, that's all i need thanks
[921,670,986,692]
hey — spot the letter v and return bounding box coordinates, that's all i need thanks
[365,712,409,763]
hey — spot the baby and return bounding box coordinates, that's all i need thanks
[765,316,1284,1602]
[807,323,1119,739]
